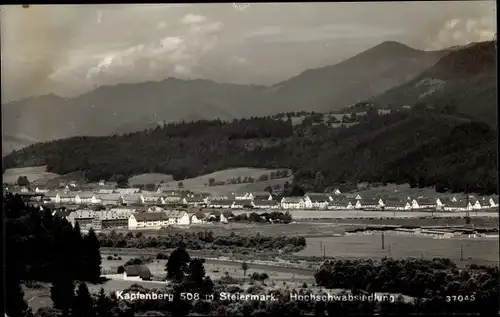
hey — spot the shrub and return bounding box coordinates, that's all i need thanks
[117,266,125,274]
[106,255,113,260]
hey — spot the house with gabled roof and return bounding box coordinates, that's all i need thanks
[115,188,141,195]
[252,200,280,209]
[97,189,115,194]
[304,193,332,209]
[253,192,274,201]
[443,201,469,211]
[139,192,165,205]
[488,196,498,208]
[123,265,152,281]
[128,210,189,230]
[119,194,142,206]
[327,197,353,210]
[56,192,78,204]
[281,197,306,209]
[470,198,483,210]
[96,193,122,206]
[232,192,254,200]
[232,199,253,209]
[208,199,234,209]
[207,210,229,223]
[412,198,436,210]
[382,199,410,211]
[189,212,207,224]
[184,196,207,207]
[76,192,101,205]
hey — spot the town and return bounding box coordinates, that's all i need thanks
[5,180,499,232]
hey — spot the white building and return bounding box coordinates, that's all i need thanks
[304,194,332,209]
[56,192,78,204]
[252,200,280,209]
[190,213,207,224]
[34,187,49,193]
[233,192,254,200]
[139,193,165,204]
[128,210,190,230]
[281,197,305,209]
[123,265,152,281]
[231,199,253,209]
[96,193,122,206]
[119,194,142,205]
[208,199,234,209]
[76,192,101,205]
[115,188,141,195]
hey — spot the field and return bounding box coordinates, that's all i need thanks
[112,215,499,240]
[128,173,174,186]
[3,165,60,184]
[160,167,291,195]
[296,234,499,265]
[230,209,499,220]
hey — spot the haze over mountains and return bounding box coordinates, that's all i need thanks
[2,40,496,156]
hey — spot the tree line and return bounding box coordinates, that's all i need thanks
[3,112,497,194]
[97,229,306,253]
[4,194,102,317]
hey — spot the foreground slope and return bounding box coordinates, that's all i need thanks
[371,41,497,126]
[3,112,497,194]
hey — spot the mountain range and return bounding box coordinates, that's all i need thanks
[2,41,450,154]
[2,40,496,156]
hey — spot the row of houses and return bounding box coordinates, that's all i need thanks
[38,191,208,207]
[58,208,227,231]
[279,194,499,211]
[8,186,499,212]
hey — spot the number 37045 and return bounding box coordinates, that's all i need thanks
[446,294,476,302]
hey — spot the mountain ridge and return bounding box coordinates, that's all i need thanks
[2,40,451,152]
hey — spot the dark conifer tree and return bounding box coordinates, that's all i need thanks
[50,271,75,315]
[165,245,191,282]
[71,282,95,317]
[81,228,102,281]
[5,265,32,317]
[94,288,114,317]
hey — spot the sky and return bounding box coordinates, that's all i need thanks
[1,2,496,102]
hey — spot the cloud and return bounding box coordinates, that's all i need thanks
[228,56,248,65]
[424,15,496,50]
[79,16,224,85]
[181,14,207,24]
[157,22,167,29]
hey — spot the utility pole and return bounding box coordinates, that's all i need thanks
[388,244,391,256]
[460,244,464,261]
[323,245,326,260]
[381,232,385,250]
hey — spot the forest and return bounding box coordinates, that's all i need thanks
[3,111,498,194]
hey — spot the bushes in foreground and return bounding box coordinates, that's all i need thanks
[98,230,306,253]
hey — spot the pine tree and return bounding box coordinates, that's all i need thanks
[72,282,95,317]
[50,272,75,315]
[165,245,191,282]
[5,265,32,317]
[95,288,113,317]
[81,228,102,281]
[72,222,84,280]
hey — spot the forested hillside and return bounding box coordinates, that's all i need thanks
[371,41,497,126]
[3,111,497,194]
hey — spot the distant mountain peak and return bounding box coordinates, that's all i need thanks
[369,41,420,54]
